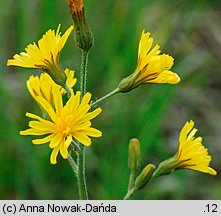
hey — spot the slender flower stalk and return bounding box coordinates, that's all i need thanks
[124,164,156,200]
[127,173,136,192]
[20,85,102,165]
[68,154,78,175]
[118,30,180,93]
[90,88,120,108]
[7,25,74,87]
[123,188,135,200]
[154,120,217,178]
[80,51,88,97]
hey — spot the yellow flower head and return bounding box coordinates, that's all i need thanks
[118,30,181,92]
[27,68,76,103]
[20,86,102,164]
[7,25,74,87]
[154,120,217,177]
[175,120,216,174]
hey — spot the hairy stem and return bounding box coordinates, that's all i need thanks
[80,50,88,98]
[77,50,89,200]
[68,155,78,176]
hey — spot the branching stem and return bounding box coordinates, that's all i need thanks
[123,188,135,200]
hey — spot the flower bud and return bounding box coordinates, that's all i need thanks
[134,164,156,190]
[67,0,93,51]
[128,138,140,172]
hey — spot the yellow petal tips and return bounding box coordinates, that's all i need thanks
[118,30,180,93]
[20,85,102,165]
[154,120,217,177]
[7,25,74,87]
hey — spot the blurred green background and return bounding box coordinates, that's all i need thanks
[1,0,221,199]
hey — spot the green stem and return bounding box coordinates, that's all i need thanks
[71,140,81,153]
[128,172,136,192]
[124,175,155,200]
[80,50,88,97]
[91,88,120,108]
[77,148,88,199]
[123,188,135,200]
[64,84,71,98]
[77,50,89,200]
[68,155,78,176]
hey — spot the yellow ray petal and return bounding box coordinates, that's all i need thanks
[185,165,217,175]
[63,91,80,116]
[20,128,51,136]
[28,121,56,132]
[26,112,45,122]
[179,120,194,150]
[60,139,68,159]
[81,108,102,122]
[147,70,180,84]
[57,25,74,51]
[52,85,63,115]
[73,121,91,131]
[50,146,60,164]
[72,105,91,124]
[35,96,57,122]
[49,135,62,149]
[73,133,91,146]
[32,134,55,144]
[79,92,92,108]
[84,127,102,137]
[64,135,73,148]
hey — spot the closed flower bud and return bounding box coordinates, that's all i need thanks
[67,0,93,51]
[128,138,141,172]
[134,164,156,190]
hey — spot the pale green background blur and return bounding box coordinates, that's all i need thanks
[1,0,221,199]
